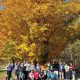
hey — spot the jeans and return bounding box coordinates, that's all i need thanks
[19,72,24,80]
[65,71,69,79]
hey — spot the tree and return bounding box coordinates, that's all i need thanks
[1,38,17,61]
[0,0,80,62]
[60,40,80,68]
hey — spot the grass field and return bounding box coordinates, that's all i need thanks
[0,71,15,80]
[0,64,7,80]
[0,71,6,80]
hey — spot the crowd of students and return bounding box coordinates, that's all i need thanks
[6,60,75,80]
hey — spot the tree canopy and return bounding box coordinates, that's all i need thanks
[0,0,80,62]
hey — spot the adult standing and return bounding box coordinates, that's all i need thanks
[59,61,64,80]
[53,61,59,79]
[23,61,28,80]
[30,62,35,71]
[69,63,75,80]
[6,62,13,80]
[36,63,41,72]
[26,62,31,79]
[49,62,54,72]
[14,62,20,80]
[62,61,66,79]
[18,63,24,80]
[64,63,70,80]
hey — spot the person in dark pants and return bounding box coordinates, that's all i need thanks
[14,62,20,80]
[53,60,59,79]
[64,64,70,79]
[62,62,66,79]
[6,62,13,80]
[24,62,31,80]
[23,65,28,80]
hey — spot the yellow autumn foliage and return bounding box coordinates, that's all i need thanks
[28,51,35,56]
[18,44,30,52]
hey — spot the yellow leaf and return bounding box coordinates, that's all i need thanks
[28,51,35,56]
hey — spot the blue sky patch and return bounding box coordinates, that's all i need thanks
[0,5,4,10]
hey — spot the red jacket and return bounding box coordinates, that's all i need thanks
[34,71,39,79]
[70,64,75,71]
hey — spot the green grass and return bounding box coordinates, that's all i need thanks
[0,63,11,79]
[0,71,6,79]
[0,71,15,80]
[0,64,7,79]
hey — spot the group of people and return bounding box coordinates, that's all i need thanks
[6,60,75,80]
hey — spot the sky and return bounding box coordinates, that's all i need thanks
[0,0,4,10]
[0,5,4,10]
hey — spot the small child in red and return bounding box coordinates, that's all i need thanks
[34,70,40,80]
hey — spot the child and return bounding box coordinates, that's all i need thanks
[34,70,40,80]
[29,70,34,80]
[39,70,44,80]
